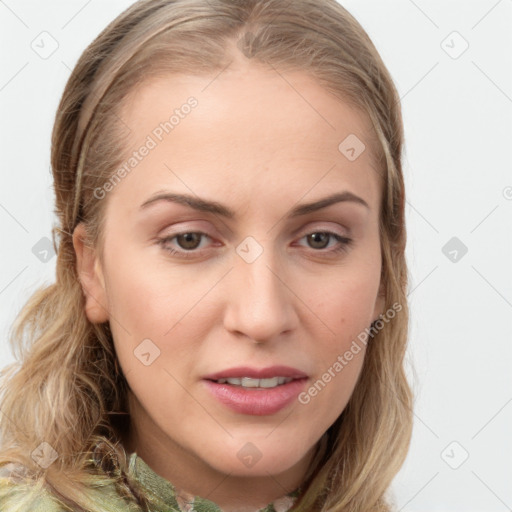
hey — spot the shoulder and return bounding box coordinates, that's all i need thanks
[0,470,72,511]
[0,464,142,512]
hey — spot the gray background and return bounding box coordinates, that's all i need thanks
[1,1,511,510]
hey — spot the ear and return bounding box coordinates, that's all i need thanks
[72,223,109,324]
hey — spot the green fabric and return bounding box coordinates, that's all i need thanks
[0,453,300,511]
[130,452,300,511]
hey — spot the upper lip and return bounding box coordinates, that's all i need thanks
[203,365,308,380]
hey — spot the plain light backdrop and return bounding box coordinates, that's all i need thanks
[0,1,511,511]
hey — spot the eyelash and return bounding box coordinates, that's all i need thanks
[157,231,353,259]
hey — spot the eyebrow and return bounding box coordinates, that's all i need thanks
[139,190,369,218]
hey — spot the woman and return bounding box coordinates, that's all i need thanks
[0,0,413,510]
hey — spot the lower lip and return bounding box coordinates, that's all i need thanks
[203,378,308,416]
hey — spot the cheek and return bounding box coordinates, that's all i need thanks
[103,241,201,329]
[297,277,374,424]
[101,244,210,371]
[297,261,379,404]
[306,264,381,340]
[313,282,372,380]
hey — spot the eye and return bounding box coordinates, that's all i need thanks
[158,232,212,258]
[297,231,352,254]
[157,230,353,260]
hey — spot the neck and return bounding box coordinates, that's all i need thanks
[117,392,316,511]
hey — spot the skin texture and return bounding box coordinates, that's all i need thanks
[73,58,385,511]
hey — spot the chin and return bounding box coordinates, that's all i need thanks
[205,442,311,478]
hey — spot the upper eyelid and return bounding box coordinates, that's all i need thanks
[162,225,348,238]
[160,219,350,238]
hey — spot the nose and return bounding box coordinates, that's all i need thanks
[222,246,297,344]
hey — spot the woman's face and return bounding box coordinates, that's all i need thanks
[74,60,384,497]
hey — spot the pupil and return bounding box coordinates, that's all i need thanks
[309,233,329,249]
[178,233,201,250]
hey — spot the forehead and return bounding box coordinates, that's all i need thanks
[113,65,382,214]
[121,64,376,148]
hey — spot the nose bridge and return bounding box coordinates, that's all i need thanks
[223,239,294,342]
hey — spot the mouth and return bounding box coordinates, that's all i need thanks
[209,376,295,388]
[202,366,308,415]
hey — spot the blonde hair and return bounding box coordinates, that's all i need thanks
[0,0,413,510]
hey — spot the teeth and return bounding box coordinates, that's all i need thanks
[216,377,293,388]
